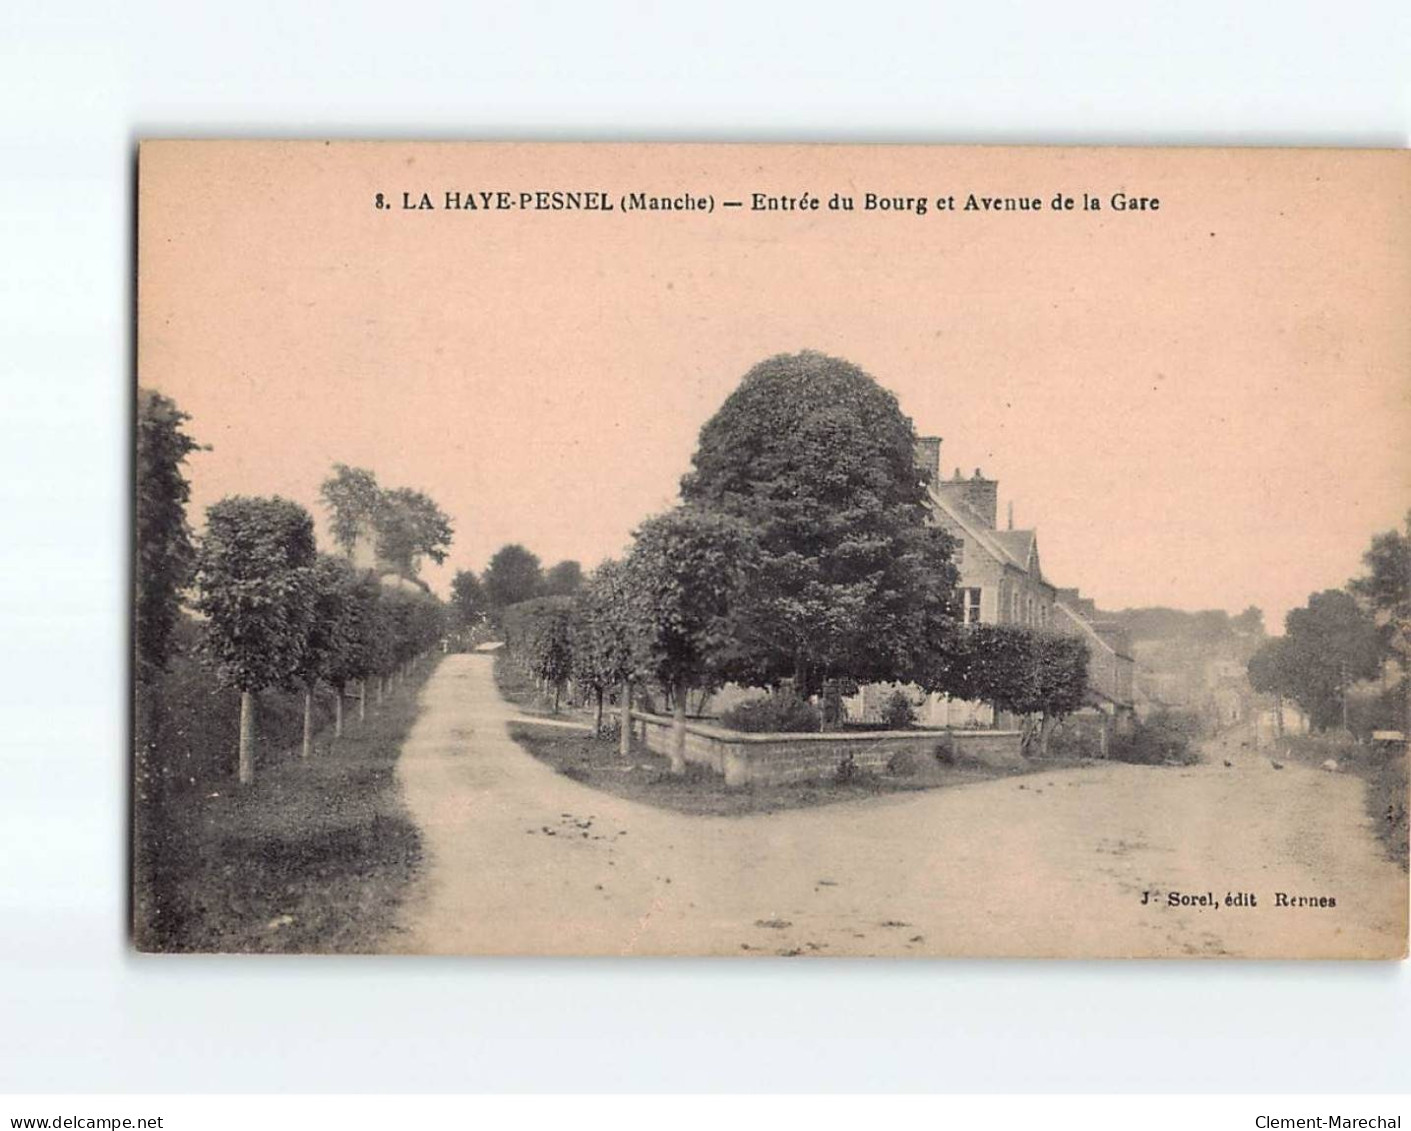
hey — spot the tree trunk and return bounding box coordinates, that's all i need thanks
[334,688,344,738]
[1274,692,1285,738]
[359,679,367,722]
[376,677,384,706]
[1018,715,1038,757]
[238,689,256,785]
[1340,661,1350,733]
[553,681,561,714]
[1038,714,1056,758]
[301,686,314,759]
[670,685,687,774]
[593,687,604,737]
[619,679,632,757]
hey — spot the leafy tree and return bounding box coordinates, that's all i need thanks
[376,486,453,576]
[1027,632,1090,754]
[1348,513,1411,735]
[484,543,544,610]
[380,588,446,677]
[1249,589,1382,732]
[1247,634,1293,736]
[319,464,382,556]
[194,496,317,784]
[571,560,640,741]
[680,350,960,694]
[324,568,384,727]
[319,465,452,579]
[450,569,488,630]
[544,559,585,597]
[502,597,576,712]
[1349,513,1411,621]
[135,389,202,685]
[365,588,399,702]
[289,555,367,753]
[627,506,758,772]
[941,625,1088,755]
[410,592,448,657]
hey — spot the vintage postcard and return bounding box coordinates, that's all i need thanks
[134,141,1410,958]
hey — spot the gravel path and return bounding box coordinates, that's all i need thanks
[390,655,1407,957]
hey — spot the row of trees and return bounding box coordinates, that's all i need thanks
[135,390,450,786]
[195,495,446,782]
[498,352,1092,767]
[500,514,1091,766]
[1248,515,1410,735]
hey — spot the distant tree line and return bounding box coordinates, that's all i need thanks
[447,544,585,636]
[1108,605,1266,643]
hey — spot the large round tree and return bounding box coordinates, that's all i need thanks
[681,350,960,694]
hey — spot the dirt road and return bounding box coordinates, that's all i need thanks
[390,655,1407,957]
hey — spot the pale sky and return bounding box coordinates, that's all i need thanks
[139,143,1411,632]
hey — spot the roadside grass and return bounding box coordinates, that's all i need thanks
[506,720,1076,817]
[134,657,439,953]
[1280,734,1409,871]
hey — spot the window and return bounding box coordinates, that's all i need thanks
[962,587,982,624]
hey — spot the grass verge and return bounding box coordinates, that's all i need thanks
[505,720,1073,817]
[133,657,439,953]
[1280,734,1409,871]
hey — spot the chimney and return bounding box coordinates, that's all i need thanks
[913,436,942,484]
[962,468,999,528]
[934,463,1000,528]
[1007,501,1014,530]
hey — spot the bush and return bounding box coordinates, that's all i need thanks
[1111,710,1202,766]
[720,691,821,733]
[881,690,918,729]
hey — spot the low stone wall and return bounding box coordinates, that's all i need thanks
[632,712,1023,788]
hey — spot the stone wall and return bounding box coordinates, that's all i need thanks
[631,712,1023,788]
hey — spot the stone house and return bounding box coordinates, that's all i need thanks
[848,437,1135,726]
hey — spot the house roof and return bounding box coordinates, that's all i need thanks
[926,484,1043,578]
[1055,601,1134,663]
[991,530,1038,575]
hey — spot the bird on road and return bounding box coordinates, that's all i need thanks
[1223,759,1233,768]
[1270,760,1284,770]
